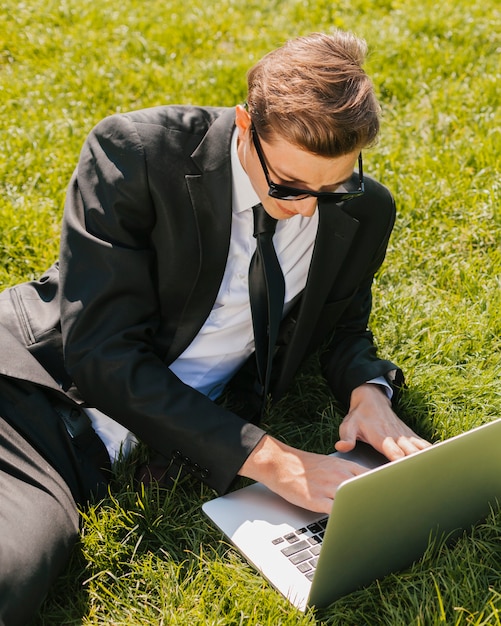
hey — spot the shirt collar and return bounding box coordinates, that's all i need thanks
[231,127,260,214]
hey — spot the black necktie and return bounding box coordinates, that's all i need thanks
[248,203,285,409]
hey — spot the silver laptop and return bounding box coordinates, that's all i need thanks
[203,418,501,611]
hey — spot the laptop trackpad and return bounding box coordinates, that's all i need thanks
[332,441,389,469]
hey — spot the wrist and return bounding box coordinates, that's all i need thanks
[350,382,391,408]
[238,435,285,482]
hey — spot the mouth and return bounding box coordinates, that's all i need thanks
[277,203,297,218]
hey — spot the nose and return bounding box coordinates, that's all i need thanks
[295,197,317,218]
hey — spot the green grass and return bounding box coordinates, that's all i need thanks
[1,0,500,623]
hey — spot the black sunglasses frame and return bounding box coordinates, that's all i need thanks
[251,126,365,202]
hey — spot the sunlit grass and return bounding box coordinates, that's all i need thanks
[2,0,500,623]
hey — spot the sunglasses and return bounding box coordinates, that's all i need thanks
[251,126,365,202]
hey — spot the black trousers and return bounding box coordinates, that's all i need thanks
[0,376,109,626]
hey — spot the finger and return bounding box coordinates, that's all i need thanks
[335,459,369,479]
[381,436,407,460]
[396,436,433,455]
[319,497,335,514]
[334,438,356,453]
[337,417,362,452]
[322,466,366,508]
[382,435,431,459]
[349,460,371,476]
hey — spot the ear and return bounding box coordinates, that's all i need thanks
[235,104,252,139]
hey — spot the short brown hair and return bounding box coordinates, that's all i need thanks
[246,31,380,156]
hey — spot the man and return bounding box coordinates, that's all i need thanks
[0,30,429,624]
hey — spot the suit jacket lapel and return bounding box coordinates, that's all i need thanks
[273,202,360,398]
[166,109,235,361]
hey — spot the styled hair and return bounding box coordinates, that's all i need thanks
[246,31,380,156]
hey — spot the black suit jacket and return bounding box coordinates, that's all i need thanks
[0,106,401,494]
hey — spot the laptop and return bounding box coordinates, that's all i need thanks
[203,418,501,611]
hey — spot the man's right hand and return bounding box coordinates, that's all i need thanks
[238,435,368,514]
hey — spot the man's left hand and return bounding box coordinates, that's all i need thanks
[335,383,431,460]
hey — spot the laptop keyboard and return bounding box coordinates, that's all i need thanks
[271,517,328,581]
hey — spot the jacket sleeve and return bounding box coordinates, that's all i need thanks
[320,184,404,408]
[59,113,265,495]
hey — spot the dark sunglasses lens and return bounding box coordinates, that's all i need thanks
[270,188,364,202]
[345,190,364,200]
[269,190,309,201]
[269,185,309,201]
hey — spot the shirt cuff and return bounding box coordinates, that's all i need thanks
[366,375,394,400]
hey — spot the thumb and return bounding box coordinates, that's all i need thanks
[335,435,357,454]
[334,438,356,453]
[335,417,359,453]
